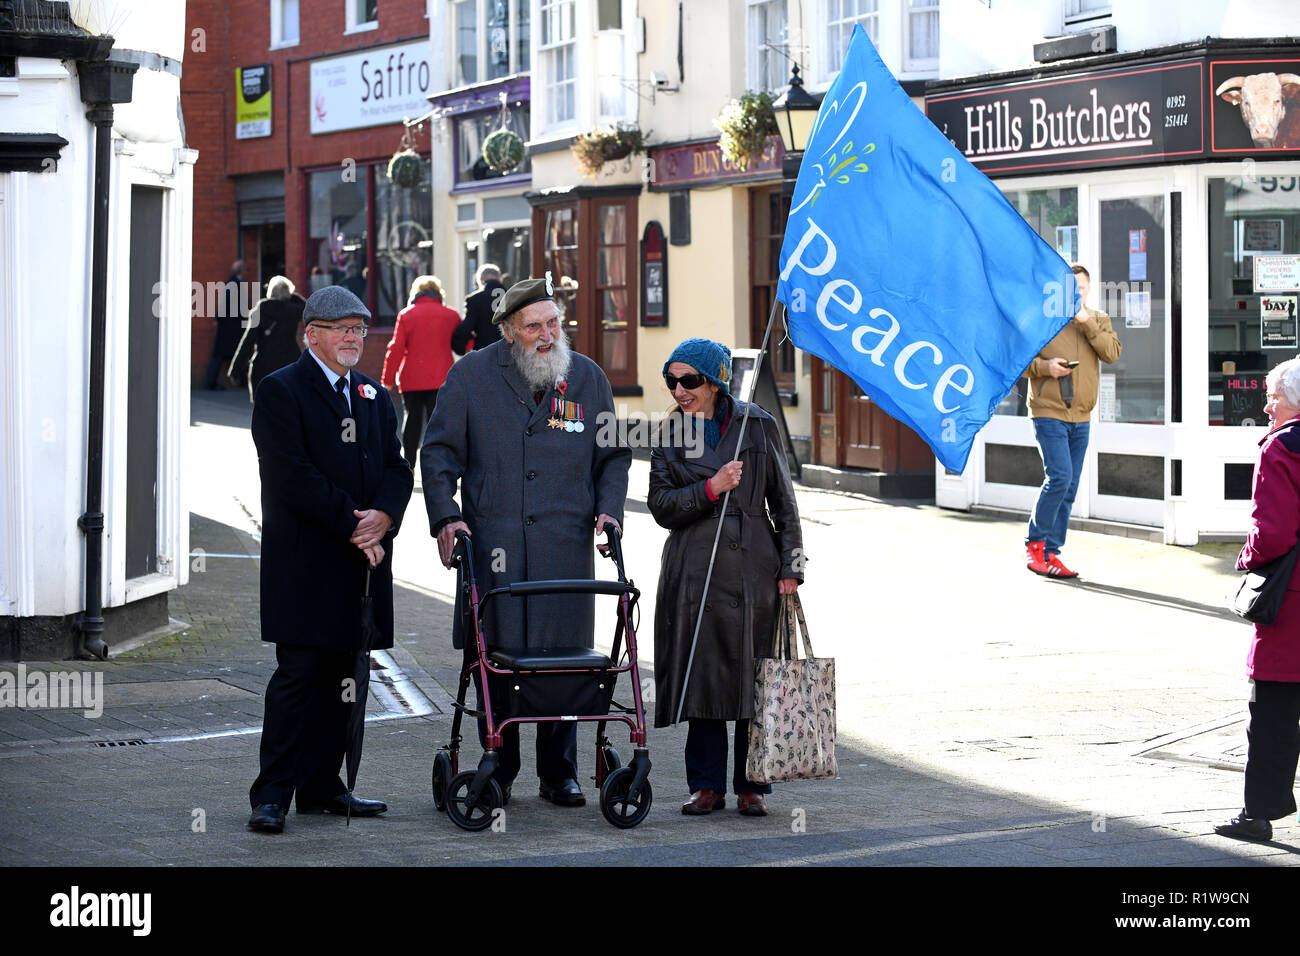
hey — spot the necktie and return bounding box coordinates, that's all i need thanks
[336,376,350,413]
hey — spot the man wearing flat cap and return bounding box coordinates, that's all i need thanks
[247,285,413,834]
[421,274,631,806]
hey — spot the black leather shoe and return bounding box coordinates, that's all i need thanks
[1214,814,1272,841]
[501,784,512,806]
[296,794,388,817]
[539,777,586,807]
[248,804,286,833]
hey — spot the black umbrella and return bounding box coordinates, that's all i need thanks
[343,564,382,825]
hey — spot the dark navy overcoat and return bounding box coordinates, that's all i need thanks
[251,351,413,650]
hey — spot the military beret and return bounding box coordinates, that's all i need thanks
[304,285,372,324]
[492,273,555,325]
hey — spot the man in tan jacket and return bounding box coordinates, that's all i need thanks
[1024,264,1122,578]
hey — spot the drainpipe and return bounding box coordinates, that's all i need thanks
[75,58,137,660]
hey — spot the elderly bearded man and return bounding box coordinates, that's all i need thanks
[421,275,631,806]
[247,285,413,834]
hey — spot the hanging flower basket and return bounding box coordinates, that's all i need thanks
[571,123,646,177]
[714,91,779,170]
[483,127,525,173]
[387,149,425,188]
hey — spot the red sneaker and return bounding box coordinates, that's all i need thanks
[1025,540,1051,575]
[1045,553,1078,578]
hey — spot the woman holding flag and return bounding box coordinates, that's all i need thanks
[648,338,804,817]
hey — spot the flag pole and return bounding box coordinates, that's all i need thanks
[674,293,785,725]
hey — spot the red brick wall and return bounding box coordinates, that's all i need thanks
[183,0,235,384]
[182,0,432,385]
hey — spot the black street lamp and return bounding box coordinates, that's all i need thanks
[772,64,821,154]
[771,64,822,193]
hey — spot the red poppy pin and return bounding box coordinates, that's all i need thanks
[358,383,377,400]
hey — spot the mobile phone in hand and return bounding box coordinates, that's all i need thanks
[1066,361,1080,368]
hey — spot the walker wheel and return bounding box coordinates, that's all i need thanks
[446,772,504,832]
[431,751,453,813]
[599,767,652,829]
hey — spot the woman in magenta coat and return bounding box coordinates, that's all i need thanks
[381,275,462,467]
[1216,356,1300,842]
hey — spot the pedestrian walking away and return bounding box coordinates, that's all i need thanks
[203,258,249,390]
[380,275,461,469]
[421,273,631,808]
[648,338,804,818]
[1023,263,1121,579]
[246,284,413,835]
[451,262,506,355]
[228,275,305,402]
[1217,356,1300,843]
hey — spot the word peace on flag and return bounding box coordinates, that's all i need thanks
[776,23,1079,474]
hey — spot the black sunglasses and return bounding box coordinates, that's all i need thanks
[665,372,708,390]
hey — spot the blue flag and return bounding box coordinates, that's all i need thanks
[776,24,1078,474]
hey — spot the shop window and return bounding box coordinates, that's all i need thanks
[464,225,531,295]
[455,0,478,84]
[306,158,433,326]
[532,197,638,388]
[271,0,299,48]
[454,107,532,187]
[746,0,788,93]
[996,187,1079,417]
[820,0,877,82]
[596,0,633,122]
[1063,0,1110,25]
[1097,195,1165,424]
[347,0,379,32]
[455,0,529,86]
[1207,173,1300,426]
[539,0,577,130]
[903,0,938,74]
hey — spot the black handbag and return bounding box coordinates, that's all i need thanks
[1230,538,1300,625]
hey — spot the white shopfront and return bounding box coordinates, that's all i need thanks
[928,43,1300,545]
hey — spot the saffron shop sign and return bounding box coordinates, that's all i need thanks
[926,59,1206,176]
[309,39,434,135]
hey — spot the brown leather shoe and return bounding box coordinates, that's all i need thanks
[681,789,726,815]
[738,792,769,816]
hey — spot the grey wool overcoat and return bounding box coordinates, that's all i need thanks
[420,338,631,650]
[648,400,803,728]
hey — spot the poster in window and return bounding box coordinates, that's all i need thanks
[1244,219,1283,252]
[1098,373,1116,423]
[236,65,272,139]
[1261,295,1299,348]
[1125,289,1151,329]
[1128,228,1147,280]
[1254,254,1300,292]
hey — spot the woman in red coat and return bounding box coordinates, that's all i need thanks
[381,275,462,468]
[1216,356,1300,842]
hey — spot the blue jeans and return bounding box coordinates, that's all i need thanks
[1026,418,1089,556]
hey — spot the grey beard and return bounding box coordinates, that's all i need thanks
[512,329,573,392]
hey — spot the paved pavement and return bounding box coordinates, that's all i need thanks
[0,389,1294,876]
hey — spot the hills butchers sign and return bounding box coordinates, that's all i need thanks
[926,60,1205,176]
[310,40,433,135]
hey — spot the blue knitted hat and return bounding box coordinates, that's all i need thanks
[664,338,731,395]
